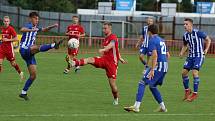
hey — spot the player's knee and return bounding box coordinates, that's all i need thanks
[192,70,199,77]
[182,69,189,77]
[86,57,94,64]
[139,55,144,60]
[30,74,36,80]
[139,80,145,86]
[149,86,157,90]
[10,61,16,67]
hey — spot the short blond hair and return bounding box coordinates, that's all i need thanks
[3,16,10,20]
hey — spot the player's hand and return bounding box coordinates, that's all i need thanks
[119,58,127,64]
[148,70,154,80]
[2,38,9,42]
[53,23,59,27]
[179,52,183,59]
[135,43,140,48]
[98,49,105,55]
[73,34,80,38]
[32,27,39,32]
[203,49,208,55]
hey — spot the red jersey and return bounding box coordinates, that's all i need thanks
[0,25,17,46]
[66,24,84,39]
[102,34,120,65]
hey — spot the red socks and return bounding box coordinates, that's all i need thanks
[13,64,21,74]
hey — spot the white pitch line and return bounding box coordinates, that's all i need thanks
[0,113,214,117]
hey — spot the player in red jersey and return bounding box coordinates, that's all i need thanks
[69,22,127,105]
[63,16,85,74]
[0,16,24,80]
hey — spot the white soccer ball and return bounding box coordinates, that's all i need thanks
[68,38,79,49]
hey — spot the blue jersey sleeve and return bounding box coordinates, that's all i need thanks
[147,39,156,56]
[197,31,207,39]
[24,23,32,29]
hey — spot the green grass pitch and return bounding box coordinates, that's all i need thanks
[0,52,214,121]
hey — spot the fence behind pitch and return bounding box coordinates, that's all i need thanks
[35,35,215,56]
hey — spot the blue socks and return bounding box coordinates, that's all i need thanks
[182,76,189,89]
[136,81,145,102]
[23,78,33,91]
[150,87,163,104]
[193,77,200,93]
[39,44,53,52]
[183,76,200,93]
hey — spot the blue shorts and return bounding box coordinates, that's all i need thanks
[139,44,147,55]
[183,56,205,71]
[19,47,36,66]
[142,68,167,87]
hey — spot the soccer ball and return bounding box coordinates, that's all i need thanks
[68,38,79,49]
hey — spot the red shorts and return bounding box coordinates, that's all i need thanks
[68,47,79,56]
[93,56,118,79]
[0,44,15,61]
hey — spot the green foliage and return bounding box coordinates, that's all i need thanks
[137,0,193,12]
[7,0,204,13]
[8,0,75,12]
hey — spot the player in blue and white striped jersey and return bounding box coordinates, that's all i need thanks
[19,12,63,101]
[124,25,170,113]
[136,17,154,69]
[179,18,211,102]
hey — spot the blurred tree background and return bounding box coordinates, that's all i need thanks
[6,0,213,13]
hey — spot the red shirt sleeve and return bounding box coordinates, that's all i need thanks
[66,25,70,33]
[9,26,17,38]
[79,25,84,34]
[110,34,117,43]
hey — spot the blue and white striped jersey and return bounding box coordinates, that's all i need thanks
[148,35,168,72]
[183,29,207,57]
[20,23,42,49]
[141,26,149,48]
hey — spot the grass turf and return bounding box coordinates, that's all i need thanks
[0,52,214,121]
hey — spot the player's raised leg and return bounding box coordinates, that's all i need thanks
[30,40,63,55]
[69,57,94,67]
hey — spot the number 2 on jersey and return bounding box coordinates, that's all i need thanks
[160,42,167,54]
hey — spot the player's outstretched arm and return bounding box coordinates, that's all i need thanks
[204,36,211,55]
[42,23,58,32]
[20,27,39,32]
